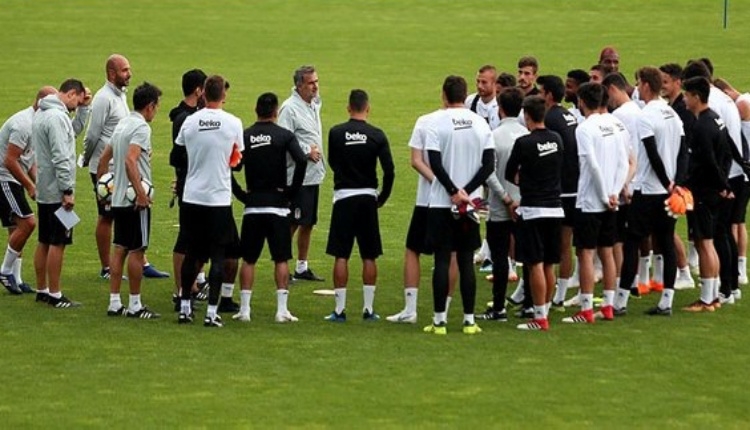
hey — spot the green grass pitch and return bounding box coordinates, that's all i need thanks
[1,0,749,428]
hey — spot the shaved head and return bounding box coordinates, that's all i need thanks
[34,85,58,110]
[106,54,132,88]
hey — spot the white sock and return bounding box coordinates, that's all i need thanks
[109,293,122,310]
[479,240,490,262]
[207,304,218,319]
[1,245,19,274]
[740,257,747,277]
[363,284,375,313]
[638,255,651,285]
[49,291,62,299]
[711,278,721,301]
[37,288,49,295]
[296,260,308,273]
[580,293,594,312]
[510,280,525,303]
[221,283,234,298]
[464,313,475,325]
[196,271,206,284]
[553,278,569,303]
[334,288,346,314]
[678,266,691,278]
[544,302,551,316]
[533,305,545,320]
[13,258,23,284]
[616,277,621,289]
[614,288,630,309]
[507,257,515,274]
[445,295,453,313]
[602,290,615,307]
[240,290,252,315]
[181,299,192,315]
[700,279,713,304]
[433,311,447,325]
[128,294,142,313]
[658,289,674,309]
[277,289,289,315]
[404,287,417,315]
[653,254,664,284]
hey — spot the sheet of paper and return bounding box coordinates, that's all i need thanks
[54,207,80,230]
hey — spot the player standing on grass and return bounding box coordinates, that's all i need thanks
[535,75,580,309]
[563,83,629,324]
[681,76,733,312]
[324,90,394,322]
[422,75,494,335]
[613,67,686,316]
[477,87,528,322]
[32,79,87,308]
[99,82,163,319]
[505,96,565,331]
[0,86,58,294]
[169,69,209,310]
[174,75,243,327]
[232,92,307,323]
[278,65,326,282]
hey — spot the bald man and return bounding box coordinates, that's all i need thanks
[599,46,620,74]
[0,87,62,294]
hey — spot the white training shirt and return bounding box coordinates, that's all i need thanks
[408,110,441,207]
[575,113,629,212]
[109,112,152,208]
[464,93,501,130]
[709,86,744,179]
[424,108,493,209]
[738,93,750,152]
[175,108,243,207]
[634,99,683,195]
[0,106,34,184]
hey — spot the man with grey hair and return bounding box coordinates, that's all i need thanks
[278,65,326,281]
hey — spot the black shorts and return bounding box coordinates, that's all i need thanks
[0,181,33,227]
[574,210,617,249]
[405,206,432,255]
[518,217,561,265]
[326,195,382,259]
[289,185,319,227]
[687,193,720,241]
[615,203,629,243]
[486,220,514,264]
[37,203,73,246]
[180,203,238,261]
[729,176,749,224]
[90,173,113,218]
[112,207,150,251]
[426,208,481,253]
[626,191,676,240]
[562,196,577,227]
[241,212,292,263]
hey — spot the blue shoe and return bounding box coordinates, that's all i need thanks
[362,310,380,321]
[143,264,170,278]
[0,272,22,295]
[324,311,346,322]
[17,282,35,294]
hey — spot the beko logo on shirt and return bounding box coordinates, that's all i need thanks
[249,134,272,148]
[598,124,614,137]
[537,141,559,156]
[198,119,221,131]
[660,109,675,120]
[714,118,726,130]
[562,113,577,126]
[452,118,473,130]
[345,131,367,145]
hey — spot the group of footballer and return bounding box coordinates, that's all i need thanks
[0,48,748,332]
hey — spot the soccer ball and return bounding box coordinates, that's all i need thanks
[126,179,155,203]
[96,172,114,202]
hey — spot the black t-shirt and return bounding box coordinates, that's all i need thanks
[545,104,578,195]
[505,128,564,208]
[169,101,199,198]
[240,121,306,208]
[687,108,732,195]
[327,118,395,204]
[671,93,695,145]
